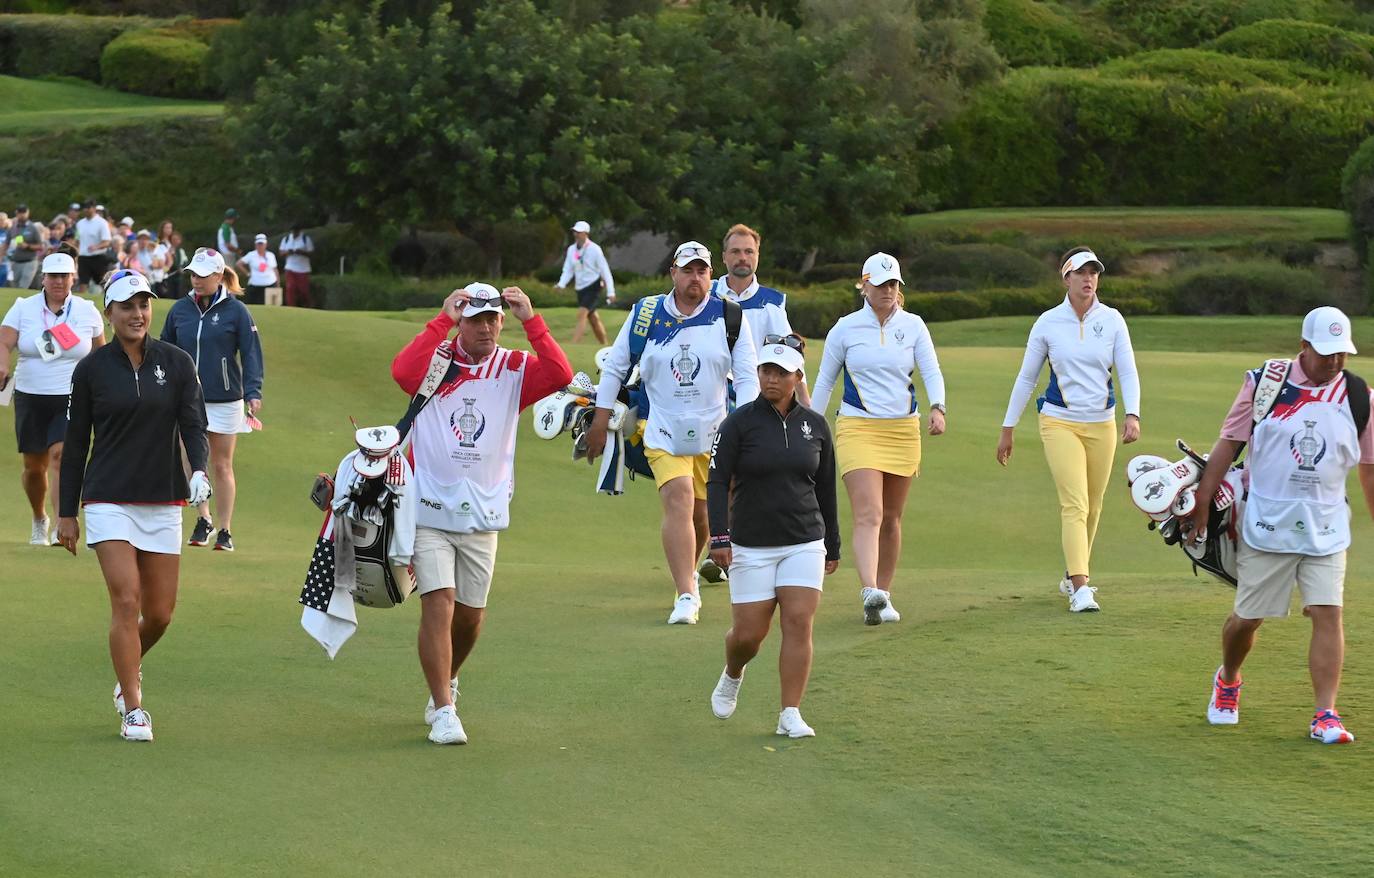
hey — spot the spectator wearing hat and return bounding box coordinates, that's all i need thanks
[74,201,113,294]
[0,252,106,544]
[237,234,279,306]
[278,223,315,308]
[117,217,136,246]
[7,204,41,289]
[0,212,10,287]
[555,220,615,345]
[128,230,168,289]
[217,209,240,264]
[66,203,81,228]
[159,247,263,553]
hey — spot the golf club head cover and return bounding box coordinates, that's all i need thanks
[1124,453,1171,487]
[567,371,596,397]
[594,347,615,374]
[1130,455,1201,516]
[1171,486,1197,517]
[533,391,572,440]
[606,400,629,433]
[1213,468,1244,511]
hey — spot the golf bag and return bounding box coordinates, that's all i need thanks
[1128,440,1240,588]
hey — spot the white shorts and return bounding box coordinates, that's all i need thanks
[84,503,183,554]
[1235,539,1345,619]
[727,540,826,604]
[413,526,499,608]
[205,400,246,435]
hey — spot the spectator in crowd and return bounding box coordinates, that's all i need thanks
[128,230,168,290]
[75,201,113,294]
[47,217,69,252]
[0,212,10,288]
[156,220,174,247]
[218,209,240,263]
[278,223,315,308]
[162,232,189,298]
[237,234,279,306]
[107,216,126,271]
[65,203,81,229]
[8,204,41,289]
[117,217,136,247]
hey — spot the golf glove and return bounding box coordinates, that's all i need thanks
[188,471,212,505]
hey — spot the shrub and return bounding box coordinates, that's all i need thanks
[782,286,856,338]
[1341,134,1374,263]
[0,14,155,81]
[983,0,1133,67]
[316,273,571,312]
[1097,48,1329,87]
[1150,260,1327,315]
[1097,0,1317,49]
[907,243,1051,289]
[905,292,992,322]
[100,30,213,98]
[1209,19,1374,76]
[802,263,864,283]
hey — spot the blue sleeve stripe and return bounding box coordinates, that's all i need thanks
[1106,375,1115,408]
[841,366,867,411]
[908,382,918,414]
[1044,366,1066,408]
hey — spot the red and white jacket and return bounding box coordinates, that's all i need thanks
[392,314,571,533]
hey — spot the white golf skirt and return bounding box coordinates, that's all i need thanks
[205,400,246,435]
[85,503,183,554]
[727,540,826,604]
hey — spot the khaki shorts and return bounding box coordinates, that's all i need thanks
[1234,538,1346,619]
[645,447,710,500]
[413,526,499,608]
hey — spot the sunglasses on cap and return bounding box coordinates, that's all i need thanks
[468,293,502,308]
[763,333,804,352]
[676,246,709,261]
[106,268,140,285]
[195,247,221,258]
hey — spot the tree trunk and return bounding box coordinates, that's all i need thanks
[800,246,819,274]
[485,248,503,278]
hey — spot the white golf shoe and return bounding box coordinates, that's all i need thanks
[1069,584,1100,613]
[861,587,889,626]
[30,516,50,546]
[1207,666,1241,726]
[1058,576,1073,596]
[711,668,743,719]
[120,707,153,742]
[667,592,700,625]
[697,558,728,585]
[424,677,461,725]
[879,598,901,623]
[113,668,143,716]
[776,707,815,738]
[427,704,467,745]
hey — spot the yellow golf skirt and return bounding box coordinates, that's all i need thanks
[835,415,922,477]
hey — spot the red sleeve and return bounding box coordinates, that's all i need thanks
[392,313,454,395]
[517,315,573,410]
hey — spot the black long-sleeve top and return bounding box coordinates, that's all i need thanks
[707,395,840,560]
[60,337,209,517]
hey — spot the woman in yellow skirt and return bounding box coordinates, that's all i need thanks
[811,253,946,625]
[996,247,1141,613]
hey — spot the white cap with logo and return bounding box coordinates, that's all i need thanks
[758,342,806,375]
[461,282,505,317]
[41,253,76,274]
[254,233,268,244]
[571,220,591,233]
[672,241,711,268]
[859,252,903,288]
[119,216,134,227]
[184,248,227,277]
[104,270,157,305]
[1302,306,1357,356]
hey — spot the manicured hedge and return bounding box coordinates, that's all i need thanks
[100,30,212,98]
[907,243,1051,289]
[1208,19,1374,76]
[1151,260,1328,315]
[934,67,1374,209]
[1097,0,1317,49]
[983,0,1133,68]
[1341,134,1374,263]
[0,14,156,81]
[1096,48,1331,87]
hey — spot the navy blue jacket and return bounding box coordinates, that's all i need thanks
[159,289,264,403]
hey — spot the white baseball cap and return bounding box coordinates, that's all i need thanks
[571,220,591,233]
[461,282,504,317]
[119,216,134,227]
[1061,250,1105,277]
[41,253,76,274]
[859,252,903,287]
[184,247,226,277]
[758,341,806,374]
[136,228,152,239]
[254,233,268,244]
[1302,306,1357,356]
[104,269,157,305]
[672,240,711,268]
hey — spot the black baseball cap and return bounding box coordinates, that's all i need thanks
[15,203,27,212]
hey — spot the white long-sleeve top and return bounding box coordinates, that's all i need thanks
[596,292,758,455]
[811,303,945,419]
[1001,296,1141,427]
[557,240,615,299]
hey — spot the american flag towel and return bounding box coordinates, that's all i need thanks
[298,512,358,658]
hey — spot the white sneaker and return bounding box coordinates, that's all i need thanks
[49,530,61,547]
[30,516,50,546]
[698,558,728,585]
[879,598,901,623]
[423,677,461,725]
[1058,576,1073,596]
[667,592,700,625]
[120,707,153,742]
[427,704,468,744]
[1207,666,1241,726]
[711,668,743,719]
[113,668,143,716]
[861,587,889,626]
[776,707,816,738]
[1069,584,1100,613]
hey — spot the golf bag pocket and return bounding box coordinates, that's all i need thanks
[343,515,417,608]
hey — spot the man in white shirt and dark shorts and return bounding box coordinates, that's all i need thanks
[555,220,615,345]
[74,201,113,294]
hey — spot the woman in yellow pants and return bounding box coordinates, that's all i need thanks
[996,247,1141,612]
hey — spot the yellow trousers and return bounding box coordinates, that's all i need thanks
[1038,415,1117,579]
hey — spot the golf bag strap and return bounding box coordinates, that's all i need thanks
[395,341,459,440]
[625,295,663,378]
[723,297,741,354]
[1234,358,1292,462]
[1347,370,1370,436]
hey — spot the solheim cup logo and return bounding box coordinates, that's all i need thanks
[1291,420,1326,472]
[451,399,486,449]
[673,344,701,387]
[1331,322,1343,336]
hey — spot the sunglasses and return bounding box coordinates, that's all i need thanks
[39,330,56,356]
[194,247,221,259]
[763,333,804,352]
[467,294,503,309]
[675,246,709,261]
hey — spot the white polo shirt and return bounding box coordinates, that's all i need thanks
[2,292,104,395]
[75,216,112,257]
[242,250,278,286]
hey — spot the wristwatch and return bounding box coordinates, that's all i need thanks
[930,403,946,414]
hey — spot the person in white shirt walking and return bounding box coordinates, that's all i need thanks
[996,247,1141,613]
[555,220,615,345]
[74,201,112,294]
[1186,308,1372,744]
[811,253,946,625]
[278,223,315,308]
[237,234,279,306]
[586,241,760,624]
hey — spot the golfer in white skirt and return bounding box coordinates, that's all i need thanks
[706,336,840,737]
[58,270,211,742]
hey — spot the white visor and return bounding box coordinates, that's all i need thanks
[758,343,806,374]
[1061,251,1105,277]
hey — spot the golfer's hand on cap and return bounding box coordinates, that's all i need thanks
[585,408,611,463]
[56,517,79,556]
[502,286,534,321]
[442,288,471,323]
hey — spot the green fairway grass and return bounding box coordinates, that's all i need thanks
[906,206,1349,250]
[0,75,222,133]
[2,304,1372,875]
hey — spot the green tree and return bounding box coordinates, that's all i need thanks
[231,1,682,274]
